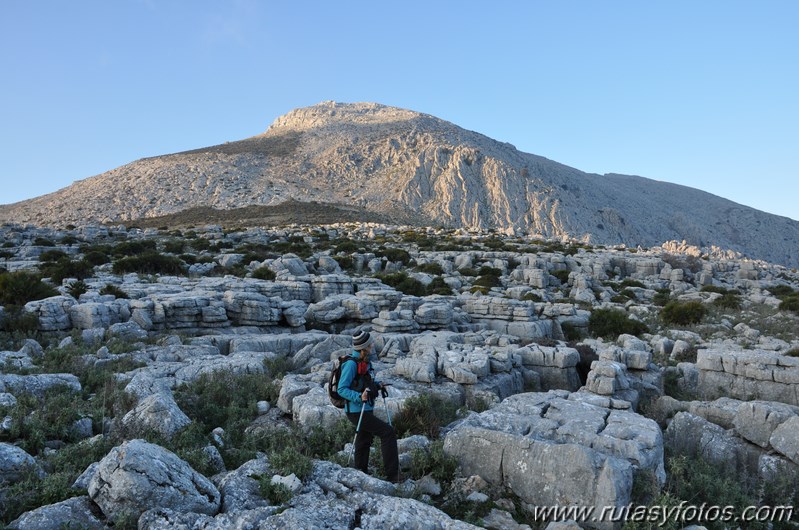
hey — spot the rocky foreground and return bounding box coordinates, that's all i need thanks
[0,222,798,529]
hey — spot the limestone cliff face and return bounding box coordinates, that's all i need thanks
[2,101,798,266]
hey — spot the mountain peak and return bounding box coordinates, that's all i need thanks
[2,101,799,267]
[265,101,426,133]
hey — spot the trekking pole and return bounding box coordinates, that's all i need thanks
[348,392,369,465]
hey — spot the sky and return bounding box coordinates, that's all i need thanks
[1,1,797,220]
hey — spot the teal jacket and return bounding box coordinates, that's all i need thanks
[337,350,380,413]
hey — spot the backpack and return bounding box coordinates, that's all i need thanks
[328,355,357,408]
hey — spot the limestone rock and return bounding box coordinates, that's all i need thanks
[120,392,192,440]
[88,439,221,519]
[7,496,105,530]
[769,416,799,465]
[0,442,42,484]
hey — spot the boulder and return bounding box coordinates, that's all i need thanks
[0,373,81,398]
[444,391,664,527]
[215,457,272,513]
[733,401,799,448]
[7,496,105,530]
[88,439,221,519]
[0,442,42,484]
[120,392,192,440]
[769,416,799,465]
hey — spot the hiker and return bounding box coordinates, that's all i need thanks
[338,330,400,483]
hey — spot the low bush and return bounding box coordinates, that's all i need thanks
[38,249,68,262]
[259,477,293,505]
[376,272,426,296]
[39,257,94,284]
[1,387,92,455]
[0,306,40,335]
[426,276,453,296]
[393,394,459,439]
[99,284,128,299]
[588,308,649,339]
[66,280,88,298]
[112,251,185,276]
[522,292,542,302]
[332,255,355,272]
[0,270,58,306]
[409,440,458,482]
[458,267,478,277]
[83,250,110,266]
[550,269,571,284]
[416,262,445,275]
[661,300,707,326]
[162,239,186,254]
[377,247,412,265]
[33,237,55,247]
[112,240,157,257]
[653,288,671,307]
[251,267,276,281]
[713,292,742,310]
[473,274,501,289]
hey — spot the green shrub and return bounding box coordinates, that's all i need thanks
[173,369,276,447]
[251,267,276,281]
[588,308,649,339]
[713,293,742,310]
[66,280,88,298]
[661,300,707,326]
[333,255,355,271]
[33,237,55,247]
[550,269,571,284]
[39,257,94,284]
[779,294,799,314]
[0,470,84,525]
[1,387,91,455]
[561,322,585,342]
[522,292,543,302]
[112,240,157,257]
[162,239,186,254]
[112,251,185,276]
[458,267,478,277]
[259,477,293,505]
[269,446,313,480]
[426,276,453,296]
[376,272,426,296]
[393,394,459,439]
[83,250,110,266]
[652,288,671,306]
[410,440,458,482]
[767,285,796,298]
[38,249,68,262]
[416,262,445,275]
[0,270,58,305]
[785,348,799,357]
[334,240,360,253]
[473,274,501,289]
[377,247,412,264]
[99,284,128,299]
[0,306,40,334]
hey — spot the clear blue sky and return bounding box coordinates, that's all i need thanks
[2,1,797,220]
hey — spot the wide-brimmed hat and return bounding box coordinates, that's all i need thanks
[352,330,373,351]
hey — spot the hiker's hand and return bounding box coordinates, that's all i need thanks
[361,389,370,401]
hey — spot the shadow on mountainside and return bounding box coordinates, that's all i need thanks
[123,200,437,229]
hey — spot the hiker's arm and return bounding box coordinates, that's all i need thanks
[337,360,363,406]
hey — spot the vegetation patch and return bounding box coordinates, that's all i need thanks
[661,300,707,326]
[588,308,649,339]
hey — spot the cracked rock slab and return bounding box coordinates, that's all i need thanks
[88,439,221,520]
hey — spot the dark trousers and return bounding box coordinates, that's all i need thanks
[346,409,399,482]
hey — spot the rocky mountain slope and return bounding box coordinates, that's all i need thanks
[2,101,798,267]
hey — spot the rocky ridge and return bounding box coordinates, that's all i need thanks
[0,221,798,529]
[2,101,799,267]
